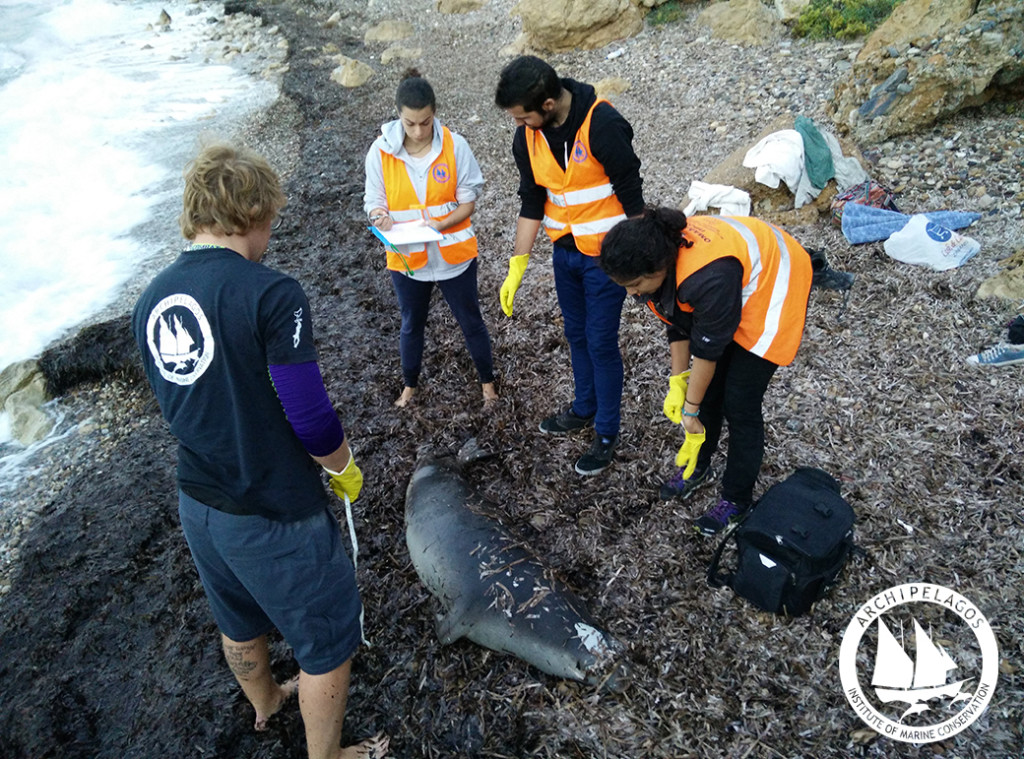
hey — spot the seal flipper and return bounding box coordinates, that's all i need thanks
[435,606,474,644]
[455,437,500,467]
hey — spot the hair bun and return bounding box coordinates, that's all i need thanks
[649,207,687,248]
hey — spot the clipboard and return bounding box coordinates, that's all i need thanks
[368,220,443,247]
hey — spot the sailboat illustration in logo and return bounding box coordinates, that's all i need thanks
[158,312,200,372]
[872,617,970,720]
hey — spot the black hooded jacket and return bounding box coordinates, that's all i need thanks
[511,78,644,252]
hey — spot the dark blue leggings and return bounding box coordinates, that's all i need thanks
[390,258,495,388]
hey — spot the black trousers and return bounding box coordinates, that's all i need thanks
[695,342,779,504]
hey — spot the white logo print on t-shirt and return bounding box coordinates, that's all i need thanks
[145,293,215,385]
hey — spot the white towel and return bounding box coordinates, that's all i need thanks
[743,130,805,192]
[683,181,752,217]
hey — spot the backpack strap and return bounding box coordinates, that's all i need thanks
[706,521,739,588]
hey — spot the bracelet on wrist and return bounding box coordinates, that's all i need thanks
[684,397,702,407]
[682,410,700,418]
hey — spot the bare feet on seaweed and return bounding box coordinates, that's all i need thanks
[481,382,498,405]
[338,732,390,758]
[253,675,299,731]
[394,387,415,407]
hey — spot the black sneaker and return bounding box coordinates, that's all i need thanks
[809,248,855,291]
[539,407,595,435]
[574,434,618,476]
[659,464,714,501]
[694,498,748,536]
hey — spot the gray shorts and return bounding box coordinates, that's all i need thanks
[178,490,362,676]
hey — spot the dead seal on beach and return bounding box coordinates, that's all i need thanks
[404,440,627,690]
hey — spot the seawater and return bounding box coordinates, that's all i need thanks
[0,0,280,457]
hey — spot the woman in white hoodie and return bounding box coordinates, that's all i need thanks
[364,70,496,408]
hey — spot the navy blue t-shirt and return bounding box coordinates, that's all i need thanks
[132,246,329,519]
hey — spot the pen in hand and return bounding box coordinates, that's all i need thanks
[369,211,393,231]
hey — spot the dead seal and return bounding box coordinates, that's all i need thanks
[404,440,626,689]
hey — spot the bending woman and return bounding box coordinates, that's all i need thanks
[600,208,812,535]
[364,69,497,407]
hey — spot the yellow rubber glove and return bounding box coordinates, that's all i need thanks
[663,370,691,424]
[325,453,363,502]
[500,254,530,316]
[675,430,706,479]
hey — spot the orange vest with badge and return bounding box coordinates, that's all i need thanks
[525,100,626,256]
[647,216,812,366]
[381,126,477,272]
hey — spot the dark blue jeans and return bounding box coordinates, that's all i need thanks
[552,244,626,438]
[390,258,495,388]
[694,342,779,504]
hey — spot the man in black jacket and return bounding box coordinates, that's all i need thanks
[495,55,644,476]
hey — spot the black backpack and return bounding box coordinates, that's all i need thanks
[707,468,857,616]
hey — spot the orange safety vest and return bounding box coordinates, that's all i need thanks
[380,126,478,272]
[525,99,627,256]
[646,216,812,366]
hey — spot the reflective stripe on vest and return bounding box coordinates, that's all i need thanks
[648,216,812,366]
[380,126,478,272]
[526,99,626,256]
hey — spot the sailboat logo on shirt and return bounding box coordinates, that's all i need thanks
[158,313,199,370]
[838,583,999,744]
[145,293,215,385]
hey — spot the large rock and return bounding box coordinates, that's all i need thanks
[594,76,630,100]
[512,0,644,53]
[858,0,976,60]
[697,0,784,46]
[976,249,1024,301]
[775,0,811,24]
[380,45,423,66]
[0,361,53,446]
[0,360,41,408]
[364,20,415,44]
[331,56,375,87]
[830,0,1024,142]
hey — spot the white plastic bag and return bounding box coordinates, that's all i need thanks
[882,213,980,271]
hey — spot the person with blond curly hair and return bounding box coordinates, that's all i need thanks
[133,143,388,759]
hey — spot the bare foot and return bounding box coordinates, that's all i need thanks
[481,382,498,404]
[338,732,390,759]
[253,675,299,731]
[394,387,415,408]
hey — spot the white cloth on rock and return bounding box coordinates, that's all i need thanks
[742,129,820,208]
[683,181,751,217]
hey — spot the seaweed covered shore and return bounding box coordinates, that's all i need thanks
[0,1,1021,757]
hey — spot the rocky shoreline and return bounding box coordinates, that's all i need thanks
[1,1,1021,757]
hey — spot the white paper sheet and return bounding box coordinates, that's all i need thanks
[368,220,443,247]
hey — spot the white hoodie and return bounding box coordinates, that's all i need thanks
[364,117,485,281]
